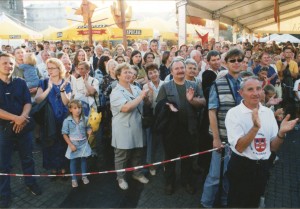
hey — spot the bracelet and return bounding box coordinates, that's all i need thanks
[60,89,65,92]
[277,133,285,139]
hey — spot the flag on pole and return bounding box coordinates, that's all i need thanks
[195,30,209,45]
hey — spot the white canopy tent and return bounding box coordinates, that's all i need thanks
[177,0,300,45]
[272,34,300,43]
[260,34,281,42]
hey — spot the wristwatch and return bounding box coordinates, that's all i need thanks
[60,89,65,92]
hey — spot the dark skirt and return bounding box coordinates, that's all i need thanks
[42,124,68,170]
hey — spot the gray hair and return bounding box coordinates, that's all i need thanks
[185,58,198,69]
[240,76,260,90]
[169,57,185,71]
[190,49,201,59]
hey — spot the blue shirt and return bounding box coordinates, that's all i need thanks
[61,115,90,140]
[0,78,31,116]
[253,65,278,86]
[208,74,242,110]
[38,78,71,123]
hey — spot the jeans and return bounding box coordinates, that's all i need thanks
[0,127,36,199]
[70,157,87,181]
[201,146,231,207]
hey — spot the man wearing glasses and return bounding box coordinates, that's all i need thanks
[201,48,243,208]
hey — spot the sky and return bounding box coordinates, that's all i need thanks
[23,0,176,14]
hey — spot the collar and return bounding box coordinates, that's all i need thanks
[239,100,266,113]
[227,73,238,81]
[66,115,84,123]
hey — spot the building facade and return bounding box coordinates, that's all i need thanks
[0,0,24,22]
[25,3,68,31]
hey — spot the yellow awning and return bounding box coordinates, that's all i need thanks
[0,13,42,40]
[109,28,153,40]
[41,26,60,40]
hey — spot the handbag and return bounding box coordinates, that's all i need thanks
[137,104,155,129]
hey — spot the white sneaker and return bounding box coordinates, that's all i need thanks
[72,180,78,188]
[118,178,128,190]
[149,168,156,176]
[132,175,149,184]
[82,176,89,185]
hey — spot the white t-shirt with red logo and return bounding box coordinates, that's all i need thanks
[225,101,278,160]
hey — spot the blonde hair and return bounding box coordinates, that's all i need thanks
[46,58,66,78]
[23,53,37,66]
[115,62,131,80]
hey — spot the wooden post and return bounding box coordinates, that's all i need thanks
[88,15,93,45]
[119,0,127,48]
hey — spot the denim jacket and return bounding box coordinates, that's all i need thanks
[61,115,90,141]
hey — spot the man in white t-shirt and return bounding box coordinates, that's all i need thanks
[225,77,298,208]
[70,61,99,117]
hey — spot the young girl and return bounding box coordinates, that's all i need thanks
[62,100,92,188]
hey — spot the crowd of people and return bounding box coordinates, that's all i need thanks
[0,37,299,208]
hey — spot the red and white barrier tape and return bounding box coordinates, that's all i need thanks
[0,145,226,177]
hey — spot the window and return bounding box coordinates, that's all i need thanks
[9,0,16,10]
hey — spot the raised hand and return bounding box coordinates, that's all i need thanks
[186,87,195,102]
[252,108,261,129]
[140,88,149,99]
[48,77,53,90]
[267,95,282,106]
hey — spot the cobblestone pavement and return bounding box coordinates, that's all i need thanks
[7,129,300,208]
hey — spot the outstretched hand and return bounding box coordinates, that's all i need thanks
[279,114,299,134]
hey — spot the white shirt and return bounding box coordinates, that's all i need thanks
[294,79,300,101]
[196,62,207,82]
[225,101,278,160]
[70,75,99,107]
[37,62,49,79]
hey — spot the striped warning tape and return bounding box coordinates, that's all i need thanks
[0,143,227,177]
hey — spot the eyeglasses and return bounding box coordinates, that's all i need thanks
[147,57,154,59]
[228,58,243,63]
[85,50,91,52]
[64,48,69,49]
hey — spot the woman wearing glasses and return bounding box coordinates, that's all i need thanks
[35,58,71,179]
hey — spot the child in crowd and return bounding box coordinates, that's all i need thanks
[62,100,92,188]
[19,53,41,101]
[257,67,270,88]
[19,52,41,89]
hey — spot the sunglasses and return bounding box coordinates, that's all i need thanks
[228,58,243,63]
[85,49,91,52]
